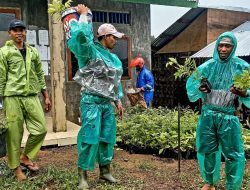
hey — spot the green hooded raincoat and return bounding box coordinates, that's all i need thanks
[186,32,250,190]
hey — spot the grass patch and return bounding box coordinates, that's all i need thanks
[0,161,145,190]
[0,164,78,190]
[138,161,156,171]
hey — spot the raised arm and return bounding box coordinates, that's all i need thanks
[67,4,95,69]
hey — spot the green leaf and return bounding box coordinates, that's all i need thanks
[233,68,250,91]
[166,57,198,80]
[48,0,73,18]
[159,148,165,155]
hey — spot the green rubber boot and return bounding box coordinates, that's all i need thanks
[78,168,89,189]
[99,164,117,183]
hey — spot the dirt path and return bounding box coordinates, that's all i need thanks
[32,146,249,190]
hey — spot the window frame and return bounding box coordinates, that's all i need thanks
[92,10,131,25]
[0,8,21,19]
[115,36,132,80]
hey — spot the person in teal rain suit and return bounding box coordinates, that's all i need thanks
[186,31,250,190]
[67,4,124,189]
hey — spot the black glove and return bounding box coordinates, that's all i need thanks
[199,78,212,93]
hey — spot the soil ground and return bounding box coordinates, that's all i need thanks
[17,145,250,190]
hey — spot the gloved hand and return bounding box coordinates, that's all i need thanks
[230,86,248,97]
[199,78,212,93]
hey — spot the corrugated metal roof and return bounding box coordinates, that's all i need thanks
[198,0,250,13]
[191,21,250,58]
[151,8,206,53]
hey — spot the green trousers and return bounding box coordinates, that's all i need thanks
[4,96,47,169]
[77,100,116,171]
[196,108,245,190]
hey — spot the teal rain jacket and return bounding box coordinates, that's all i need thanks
[186,32,249,189]
[67,21,123,103]
[0,41,46,97]
[68,17,123,170]
[187,31,250,111]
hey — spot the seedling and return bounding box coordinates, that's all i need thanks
[233,68,250,91]
[166,57,199,80]
[48,0,73,20]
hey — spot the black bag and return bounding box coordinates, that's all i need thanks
[0,133,6,158]
[0,109,6,158]
[199,78,212,93]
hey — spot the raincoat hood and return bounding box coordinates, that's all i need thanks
[213,31,237,62]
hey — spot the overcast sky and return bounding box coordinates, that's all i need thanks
[151,5,189,37]
[151,0,250,38]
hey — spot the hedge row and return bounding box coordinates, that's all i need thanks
[117,107,250,156]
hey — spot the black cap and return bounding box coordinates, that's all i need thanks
[9,19,26,30]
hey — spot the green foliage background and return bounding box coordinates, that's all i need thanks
[117,107,250,155]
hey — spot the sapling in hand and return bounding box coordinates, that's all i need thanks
[233,68,250,91]
[166,57,197,80]
[166,57,212,93]
[231,68,250,97]
[166,57,203,80]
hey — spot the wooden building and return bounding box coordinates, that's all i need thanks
[151,8,250,108]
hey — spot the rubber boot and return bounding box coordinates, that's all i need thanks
[78,168,89,189]
[99,164,116,183]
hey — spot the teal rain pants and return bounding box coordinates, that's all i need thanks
[77,100,116,171]
[196,108,245,190]
[4,96,47,169]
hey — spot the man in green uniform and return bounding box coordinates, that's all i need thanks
[67,4,124,189]
[186,32,250,190]
[0,19,51,181]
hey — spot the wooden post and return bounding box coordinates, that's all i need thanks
[48,1,67,132]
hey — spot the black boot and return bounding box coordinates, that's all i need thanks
[78,168,89,189]
[99,164,116,183]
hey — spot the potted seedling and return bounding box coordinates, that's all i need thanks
[166,57,211,92]
[166,57,197,80]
